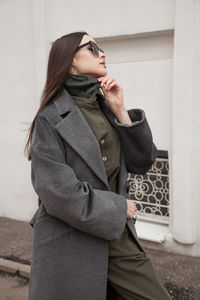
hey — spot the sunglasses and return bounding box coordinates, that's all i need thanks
[76,40,104,57]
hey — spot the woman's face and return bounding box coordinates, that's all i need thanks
[69,35,107,78]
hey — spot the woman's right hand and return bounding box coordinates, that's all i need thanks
[126,199,137,220]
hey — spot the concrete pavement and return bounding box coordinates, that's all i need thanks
[0,271,29,300]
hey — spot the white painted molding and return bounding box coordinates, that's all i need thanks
[136,220,169,243]
[171,0,199,244]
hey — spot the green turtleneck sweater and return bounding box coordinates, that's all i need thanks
[65,74,121,193]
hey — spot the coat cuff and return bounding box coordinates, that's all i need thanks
[113,109,145,127]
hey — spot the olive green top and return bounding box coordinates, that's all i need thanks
[72,94,121,193]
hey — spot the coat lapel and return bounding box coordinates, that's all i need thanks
[53,89,109,188]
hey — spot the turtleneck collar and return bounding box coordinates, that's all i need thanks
[65,74,101,99]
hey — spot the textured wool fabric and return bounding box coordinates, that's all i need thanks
[28,88,158,300]
[65,74,101,99]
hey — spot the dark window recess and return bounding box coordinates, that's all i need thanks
[127,150,169,218]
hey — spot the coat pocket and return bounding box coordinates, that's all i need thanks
[33,212,74,247]
[29,200,46,228]
[29,209,40,228]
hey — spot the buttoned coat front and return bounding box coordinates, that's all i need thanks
[28,89,157,300]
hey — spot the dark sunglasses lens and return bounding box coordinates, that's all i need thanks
[99,47,104,53]
[92,43,99,56]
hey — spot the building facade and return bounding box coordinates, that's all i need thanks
[0,0,199,256]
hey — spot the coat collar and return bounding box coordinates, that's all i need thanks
[53,89,110,188]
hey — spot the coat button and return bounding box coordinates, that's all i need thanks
[100,138,105,145]
[102,155,107,161]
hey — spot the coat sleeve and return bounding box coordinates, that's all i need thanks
[30,115,127,241]
[113,109,157,175]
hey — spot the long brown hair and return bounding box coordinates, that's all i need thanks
[24,31,88,161]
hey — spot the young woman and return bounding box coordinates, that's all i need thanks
[25,31,171,300]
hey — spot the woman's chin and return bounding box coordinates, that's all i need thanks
[86,69,107,78]
[98,69,107,77]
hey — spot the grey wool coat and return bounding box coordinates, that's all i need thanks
[28,88,157,300]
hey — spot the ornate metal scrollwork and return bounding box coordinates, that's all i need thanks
[127,156,169,221]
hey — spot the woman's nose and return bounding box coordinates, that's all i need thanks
[99,52,106,58]
[100,51,106,59]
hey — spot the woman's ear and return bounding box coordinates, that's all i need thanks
[69,59,77,75]
[69,65,75,74]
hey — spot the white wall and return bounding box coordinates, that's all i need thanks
[45,0,174,39]
[0,0,174,221]
[97,31,173,151]
[0,0,38,220]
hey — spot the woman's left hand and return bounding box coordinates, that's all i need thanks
[98,76,126,115]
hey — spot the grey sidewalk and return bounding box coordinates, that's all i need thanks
[0,216,200,300]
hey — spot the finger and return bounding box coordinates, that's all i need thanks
[98,76,106,81]
[100,77,113,88]
[101,79,110,88]
[98,77,107,87]
[99,77,108,85]
[105,78,114,89]
[107,81,116,91]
